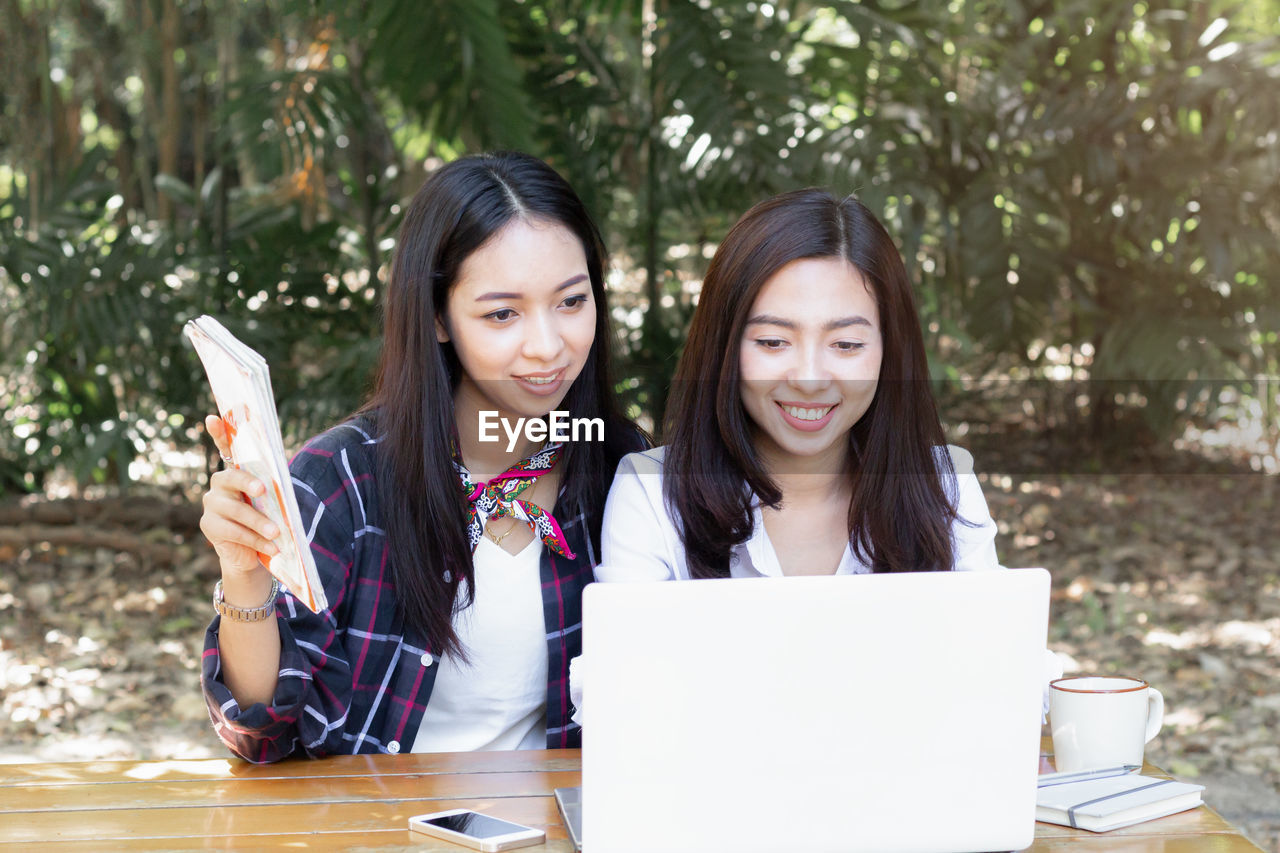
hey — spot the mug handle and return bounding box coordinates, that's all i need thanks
[1144,687,1164,744]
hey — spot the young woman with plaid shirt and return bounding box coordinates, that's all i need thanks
[198,152,643,763]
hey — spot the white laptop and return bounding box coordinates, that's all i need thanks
[577,569,1051,853]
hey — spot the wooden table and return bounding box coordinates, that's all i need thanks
[2,747,1262,851]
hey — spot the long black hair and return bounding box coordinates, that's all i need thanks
[361,151,639,657]
[663,188,958,578]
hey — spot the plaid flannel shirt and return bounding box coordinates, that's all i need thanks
[201,418,599,763]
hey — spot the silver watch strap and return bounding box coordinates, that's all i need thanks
[213,578,280,622]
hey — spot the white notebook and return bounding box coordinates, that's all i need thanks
[1036,774,1205,832]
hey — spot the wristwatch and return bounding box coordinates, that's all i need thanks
[213,578,280,622]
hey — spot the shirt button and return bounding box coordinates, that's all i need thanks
[387,740,400,754]
[420,653,434,667]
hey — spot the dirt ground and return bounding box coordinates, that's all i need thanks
[1,438,1277,850]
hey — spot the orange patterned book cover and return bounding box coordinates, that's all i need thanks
[183,315,327,614]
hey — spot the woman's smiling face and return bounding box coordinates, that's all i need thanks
[439,216,597,426]
[738,255,882,471]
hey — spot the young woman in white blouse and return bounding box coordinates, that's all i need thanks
[600,188,1000,581]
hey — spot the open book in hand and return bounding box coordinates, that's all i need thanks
[184,315,327,614]
[1036,773,1205,832]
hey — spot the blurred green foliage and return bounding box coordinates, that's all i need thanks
[1,0,1277,493]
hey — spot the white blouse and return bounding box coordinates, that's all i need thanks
[413,536,548,753]
[581,445,1061,721]
[598,445,1002,581]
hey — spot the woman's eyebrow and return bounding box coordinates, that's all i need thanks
[745,314,796,329]
[823,315,873,331]
[745,314,872,330]
[475,274,589,302]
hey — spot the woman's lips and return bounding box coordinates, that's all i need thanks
[775,401,838,432]
[514,368,567,396]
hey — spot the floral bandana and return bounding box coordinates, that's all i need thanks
[455,443,576,559]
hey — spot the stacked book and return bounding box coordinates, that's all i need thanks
[184,315,327,614]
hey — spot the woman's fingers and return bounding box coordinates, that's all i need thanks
[212,467,269,501]
[205,492,280,544]
[201,471,281,564]
[200,511,280,564]
[205,474,280,540]
[205,414,233,461]
[199,417,285,579]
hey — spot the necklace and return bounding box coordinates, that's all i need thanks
[486,518,520,546]
[485,477,537,546]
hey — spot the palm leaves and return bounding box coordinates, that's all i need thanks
[1,0,1277,491]
[1,149,179,487]
[980,2,1280,435]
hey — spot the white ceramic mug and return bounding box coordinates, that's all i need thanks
[1049,675,1164,773]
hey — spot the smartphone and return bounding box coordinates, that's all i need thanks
[553,786,583,852]
[407,809,545,852]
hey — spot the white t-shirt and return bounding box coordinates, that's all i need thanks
[413,536,548,753]
[598,445,1002,581]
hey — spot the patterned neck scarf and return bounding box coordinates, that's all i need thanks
[455,442,576,559]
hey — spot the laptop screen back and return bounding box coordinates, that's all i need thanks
[582,569,1050,853]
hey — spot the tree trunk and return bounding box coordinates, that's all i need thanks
[133,0,162,219]
[214,0,236,304]
[1088,329,1114,443]
[38,10,61,189]
[73,0,140,210]
[157,0,181,221]
[638,0,670,425]
[3,0,44,229]
[191,1,210,196]
[347,46,386,297]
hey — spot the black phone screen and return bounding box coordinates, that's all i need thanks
[423,811,530,839]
